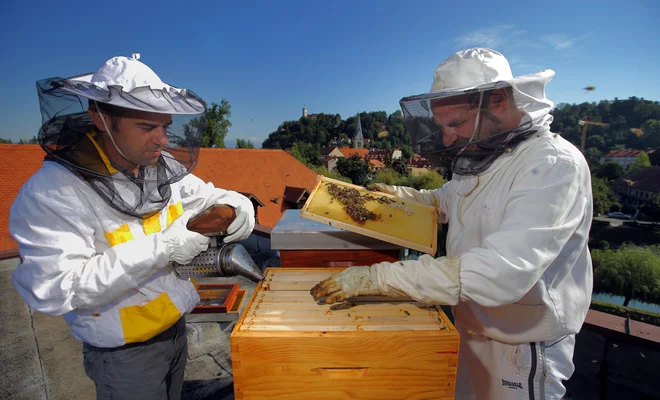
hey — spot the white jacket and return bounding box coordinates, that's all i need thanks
[374,130,593,344]
[10,160,253,348]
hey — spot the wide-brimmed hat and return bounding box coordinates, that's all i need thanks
[56,53,205,115]
[399,48,557,175]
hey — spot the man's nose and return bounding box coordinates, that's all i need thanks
[153,126,168,146]
[442,130,457,147]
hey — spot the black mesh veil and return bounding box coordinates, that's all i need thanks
[399,69,555,176]
[36,76,208,219]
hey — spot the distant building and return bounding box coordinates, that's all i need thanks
[302,108,342,126]
[613,166,660,214]
[354,114,364,149]
[319,146,344,159]
[600,149,656,169]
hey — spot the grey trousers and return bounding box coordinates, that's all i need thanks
[82,317,188,400]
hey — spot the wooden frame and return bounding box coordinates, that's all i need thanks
[190,283,240,314]
[300,175,438,255]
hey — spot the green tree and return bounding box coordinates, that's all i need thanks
[290,141,321,167]
[586,135,606,151]
[597,162,625,181]
[640,193,660,221]
[591,244,660,307]
[405,171,446,190]
[310,165,351,183]
[199,100,231,148]
[236,138,255,149]
[337,153,371,186]
[640,119,660,149]
[628,151,651,172]
[372,168,446,190]
[0,137,38,144]
[584,148,603,168]
[591,176,620,215]
[650,148,660,166]
[391,158,409,176]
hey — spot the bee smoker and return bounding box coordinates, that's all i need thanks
[171,204,264,282]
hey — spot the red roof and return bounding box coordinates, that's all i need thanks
[339,148,369,158]
[603,149,656,158]
[369,159,385,169]
[194,149,318,227]
[0,145,318,251]
[0,145,45,251]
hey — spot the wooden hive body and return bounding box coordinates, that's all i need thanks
[230,268,460,399]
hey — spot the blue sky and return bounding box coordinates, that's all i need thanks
[1,0,658,147]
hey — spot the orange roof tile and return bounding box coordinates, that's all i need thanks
[603,149,656,157]
[0,145,45,251]
[369,159,385,169]
[339,148,369,158]
[194,149,319,226]
[0,145,319,251]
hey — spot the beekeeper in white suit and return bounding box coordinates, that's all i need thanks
[311,48,593,399]
[10,54,254,399]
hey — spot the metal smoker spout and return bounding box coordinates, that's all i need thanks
[172,204,265,281]
[217,243,265,281]
[172,242,265,282]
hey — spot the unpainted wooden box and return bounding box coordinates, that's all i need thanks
[230,268,460,399]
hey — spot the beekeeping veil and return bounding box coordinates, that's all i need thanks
[400,48,555,175]
[36,53,207,219]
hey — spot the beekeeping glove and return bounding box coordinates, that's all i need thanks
[223,206,255,243]
[160,210,211,265]
[310,266,407,304]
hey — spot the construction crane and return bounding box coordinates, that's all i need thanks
[579,117,609,151]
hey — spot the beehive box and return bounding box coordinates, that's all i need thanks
[230,268,460,399]
[301,176,438,255]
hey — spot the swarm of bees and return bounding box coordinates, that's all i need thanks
[326,183,382,224]
[325,183,414,224]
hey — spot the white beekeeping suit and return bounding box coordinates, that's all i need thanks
[10,53,255,348]
[312,48,593,400]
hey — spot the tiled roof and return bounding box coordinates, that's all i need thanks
[339,148,369,158]
[603,149,656,158]
[179,148,319,227]
[282,186,309,204]
[614,166,660,193]
[0,145,45,251]
[369,159,385,169]
[0,145,318,251]
[319,146,337,156]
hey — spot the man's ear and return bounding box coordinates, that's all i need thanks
[487,88,510,112]
[88,108,107,132]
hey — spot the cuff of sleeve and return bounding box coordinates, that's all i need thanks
[372,256,462,306]
[212,191,253,215]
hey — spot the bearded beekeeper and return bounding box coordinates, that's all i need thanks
[10,53,255,399]
[311,48,593,399]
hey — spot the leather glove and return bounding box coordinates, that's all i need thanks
[223,207,254,243]
[161,209,211,265]
[310,266,406,304]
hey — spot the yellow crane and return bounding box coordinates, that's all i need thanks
[579,117,609,151]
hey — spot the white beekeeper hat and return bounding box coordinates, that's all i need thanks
[399,48,557,175]
[57,53,205,115]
